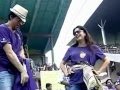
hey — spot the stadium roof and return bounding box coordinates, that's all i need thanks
[0,0,71,54]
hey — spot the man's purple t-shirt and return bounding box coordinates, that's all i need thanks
[0,24,22,71]
[63,44,106,85]
[0,24,37,90]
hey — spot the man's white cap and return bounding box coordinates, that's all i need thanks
[10,4,28,23]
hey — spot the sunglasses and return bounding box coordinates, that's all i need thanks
[73,30,81,36]
[16,17,25,25]
[20,21,25,25]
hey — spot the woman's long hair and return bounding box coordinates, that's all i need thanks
[73,25,95,48]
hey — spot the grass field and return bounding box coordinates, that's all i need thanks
[40,71,65,90]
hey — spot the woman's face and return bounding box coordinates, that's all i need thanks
[73,28,86,41]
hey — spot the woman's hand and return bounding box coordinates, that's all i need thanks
[66,65,74,75]
[64,70,69,76]
[92,69,101,75]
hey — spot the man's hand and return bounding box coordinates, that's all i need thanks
[20,70,29,85]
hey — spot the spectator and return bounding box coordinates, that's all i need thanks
[115,72,120,90]
[115,79,120,90]
[43,63,52,71]
[46,83,52,90]
[105,79,116,90]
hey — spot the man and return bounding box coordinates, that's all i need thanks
[105,79,116,90]
[115,72,120,90]
[0,4,36,90]
[46,83,52,90]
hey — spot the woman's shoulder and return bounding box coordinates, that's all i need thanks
[90,44,100,49]
[91,44,99,47]
[71,43,78,47]
[68,44,77,51]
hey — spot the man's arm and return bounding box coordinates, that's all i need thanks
[19,46,27,71]
[4,44,25,72]
[3,43,29,85]
[19,46,26,59]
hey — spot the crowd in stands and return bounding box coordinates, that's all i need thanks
[98,44,120,54]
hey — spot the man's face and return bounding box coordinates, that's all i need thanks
[11,17,24,29]
[107,80,113,85]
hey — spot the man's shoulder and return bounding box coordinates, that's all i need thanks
[0,24,5,28]
[0,24,7,31]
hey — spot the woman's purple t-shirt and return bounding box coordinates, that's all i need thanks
[63,45,106,85]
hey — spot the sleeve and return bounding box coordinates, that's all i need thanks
[62,48,71,62]
[0,28,11,48]
[93,45,106,60]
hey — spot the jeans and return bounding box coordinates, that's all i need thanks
[69,83,87,90]
[0,71,14,90]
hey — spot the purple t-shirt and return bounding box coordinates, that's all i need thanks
[0,24,37,90]
[63,44,106,85]
[0,24,22,71]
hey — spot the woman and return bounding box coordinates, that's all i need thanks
[60,26,110,90]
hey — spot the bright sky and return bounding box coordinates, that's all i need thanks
[45,0,103,67]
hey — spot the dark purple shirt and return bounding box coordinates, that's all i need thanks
[63,45,105,85]
[0,24,37,89]
[0,24,22,71]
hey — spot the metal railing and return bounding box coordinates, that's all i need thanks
[98,44,120,54]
